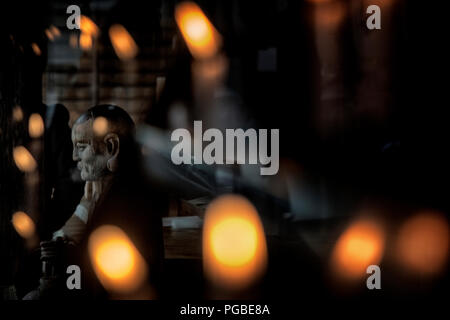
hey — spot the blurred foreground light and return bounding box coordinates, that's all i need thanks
[88,225,148,294]
[79,32,92,50]
[109,24,138,60]
[28,113,44,138]
[31,43,41,56]
[45,29,54,41]
[70,34,78,48]
[13,146,37,173]
[93,116,108,136]
[175,1,222,60]
[331,219,385,280]
[50,25,61,37]
[80,15,99,37]
[12,211,35,239]
[203,194,267,290]
[313,0,346,29]
[12,106,23,122]
[395,212,449,276]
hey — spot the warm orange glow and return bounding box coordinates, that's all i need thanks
[50,25,61,37]
[93,117,108,136]
[211,218,258,267]
[45,29,54,41]
[12,211,35,239]
[109,24,138,60]
[13,146,37,173]
[12,106,23,122]
[28,113,44,138]
[175,2,222,59]
[313,0,346,29]
[70,34,78,48]
[31,43,41,56]
[80,15,99,37]
[396,212,449,275]
[331,219,385,280]
[203,194,267,290]
[80,33,92,50]
[192,53,228,82]
[88,225,148,294]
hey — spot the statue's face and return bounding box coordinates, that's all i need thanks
[72,120,109,181]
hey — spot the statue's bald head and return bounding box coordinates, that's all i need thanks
[72,105,135,181]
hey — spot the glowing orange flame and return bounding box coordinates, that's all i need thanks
[203,195,267,290]
[31,43,41,56]
[12,106,23,122]
[28,113,44,138]
[313,0,346,29]
[50,25,61,37]
[80,15,99,37]
[175,2,222,60]
[395,212,449,275]
[93,117,108,136]
[69,34,78,48]
[331,219,385,280]
[88,225,148,294]
[80,33,92,50]
[13,146,37,173]
[12,211,35,239]
[109,24,139,60]
[45,29,54,41]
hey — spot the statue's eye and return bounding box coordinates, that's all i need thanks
[77,143,87,150]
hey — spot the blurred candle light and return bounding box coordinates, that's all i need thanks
[88,225,148,295]
[31,43,41,56]
[175,1,222,60]
[93,116,108,136]
[13,146,37,173]
[12,106,23,122]
[45,29,54,41]
[80,15,99,37]
[203,195,267,291]
[79,32,93,50]
[313,0,346,29]
[28,113,44,138]
[12,211,36,239]
[109,24,139,60]
[69,34,78,48]
[50,25,61,37]
[331,219,385,280]
[395,212,449,276]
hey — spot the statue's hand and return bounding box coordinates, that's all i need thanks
[40,238,64,261]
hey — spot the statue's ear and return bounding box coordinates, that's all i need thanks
[104,133,120,172]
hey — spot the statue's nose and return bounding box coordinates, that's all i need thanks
[72,148,79,161]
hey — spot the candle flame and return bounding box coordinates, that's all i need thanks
[50,25,61,37]
[12,106,23,122]
[88,225,148,294]
[175,2,222,60]
[80,15,99,37]
[80,33,93,50]
[70,34,78,48]
[331,219,385,280]
[395,212,449,275]
[31,43,41,56]
[12,211,35,239]
[203,195,267,290]
[29,113,44,138]
[13,146,37,172]
[93,117,108,136]
[109,24,139,60]
[45,29,54,41]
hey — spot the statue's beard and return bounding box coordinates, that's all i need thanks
[78,157,108,181]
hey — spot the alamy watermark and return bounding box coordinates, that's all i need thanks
[170,121,279,176]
